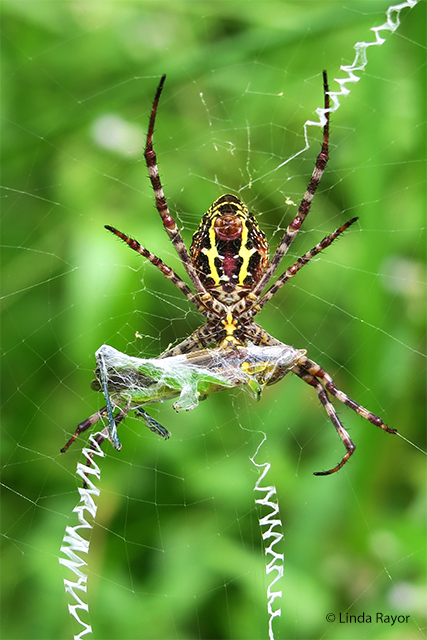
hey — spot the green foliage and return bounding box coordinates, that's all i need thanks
[1,2,425,639]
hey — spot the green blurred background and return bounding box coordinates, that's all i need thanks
[1,1,425,639]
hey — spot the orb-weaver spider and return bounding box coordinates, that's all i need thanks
[62,72,396,475]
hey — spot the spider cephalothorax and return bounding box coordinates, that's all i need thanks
[62,73,396,476]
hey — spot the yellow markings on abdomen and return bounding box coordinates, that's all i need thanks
[201,217,220,286]
[238,220,256,286]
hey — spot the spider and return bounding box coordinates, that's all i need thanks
[62,72,396,475]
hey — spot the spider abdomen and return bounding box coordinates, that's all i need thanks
[190,194,269,303]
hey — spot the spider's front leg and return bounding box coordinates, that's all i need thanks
[299,356,397,436]
[60,406,128,453]
[60,405,110,453]
[292,365,356,475]
[293,355,397,475]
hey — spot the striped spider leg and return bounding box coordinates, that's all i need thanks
[61,345,171,465]
[292,357,397,475]
[235,216,397,476]
[61,404,170,488]
[61,395,169,487]
[105,72,335,355]
[107,74,219,320]
[238,70,331,315]
[63,72,397,476]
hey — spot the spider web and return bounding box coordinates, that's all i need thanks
[1,2,426,639]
